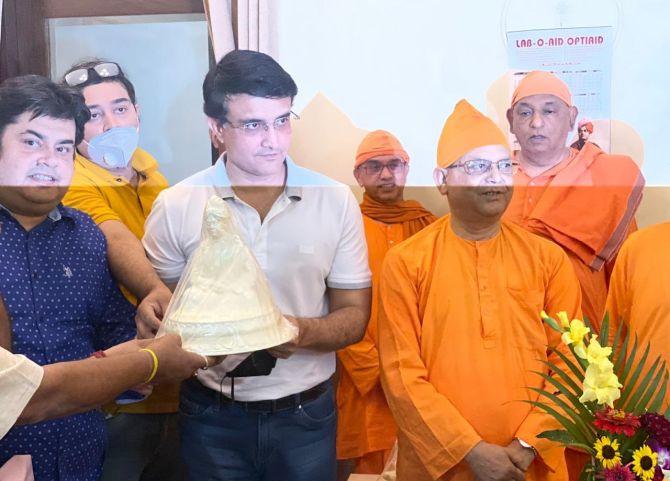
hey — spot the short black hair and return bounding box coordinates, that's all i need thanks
[0,75,90,149]
[63,58,137,104]
[203,50,298,122]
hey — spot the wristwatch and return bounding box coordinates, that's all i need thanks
[516,438,538,457]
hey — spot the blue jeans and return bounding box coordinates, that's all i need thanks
[101,413,184,481]
[180,379,336,481]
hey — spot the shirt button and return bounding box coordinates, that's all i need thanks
[32,272,39,279]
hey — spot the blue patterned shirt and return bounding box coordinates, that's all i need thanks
[0,204,136,481]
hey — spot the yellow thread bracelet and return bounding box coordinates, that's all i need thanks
[139,348,159,383]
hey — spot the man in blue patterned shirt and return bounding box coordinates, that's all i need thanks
[0,75,137,480]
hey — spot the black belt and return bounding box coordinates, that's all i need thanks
[185,378,330,413]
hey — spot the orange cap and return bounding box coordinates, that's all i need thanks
[436,100,509,168]
[511,70,572,107]
[578,119,594,133]
[355,130,409,168]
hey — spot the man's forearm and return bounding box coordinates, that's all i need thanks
[18,352,152,424]
[299,305,369,351]
[100,220,164,299]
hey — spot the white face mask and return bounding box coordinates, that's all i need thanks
[83,126,139,169]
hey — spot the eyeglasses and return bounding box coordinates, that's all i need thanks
[64,62,121,87]
[222,111,300,136]
[358,160,407,176]
[445,158,519,176]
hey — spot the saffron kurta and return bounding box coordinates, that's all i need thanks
[337,195,436,464]
[606,222,670,408]
[505,143,643,331]
[378,215,582,481]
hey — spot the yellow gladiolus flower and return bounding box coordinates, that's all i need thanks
[579,363,622,407]
[594,436,621,469]
[632,445,658,481]
[560,319,590,359]
[585,335,614,370]
[556,311,571,329]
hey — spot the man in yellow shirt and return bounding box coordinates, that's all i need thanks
[60,60,178,481]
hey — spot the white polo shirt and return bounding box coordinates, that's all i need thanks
[143,156,371,401]
[0,348,44,439]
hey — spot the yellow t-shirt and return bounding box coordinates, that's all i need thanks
[62,148,176,414]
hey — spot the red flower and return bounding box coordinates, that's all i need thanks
[594,408,641,437]
[602,465,635,481]
[652,466,665,481]
[642,413,670,447]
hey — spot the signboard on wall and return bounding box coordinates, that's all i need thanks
[507,26,614,152]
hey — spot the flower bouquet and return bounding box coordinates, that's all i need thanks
[532,311,670,481]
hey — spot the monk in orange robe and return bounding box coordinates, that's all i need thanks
[378,100,582,481]
[606,222,670,408]
[504,71,644,332]
[337,130,437,475]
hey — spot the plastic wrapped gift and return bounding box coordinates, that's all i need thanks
[157,195,297,355]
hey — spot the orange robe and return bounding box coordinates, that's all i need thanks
[378,215,582,481]
[505,143,644,331]
[337,194,436,471]
[606,222,670,409]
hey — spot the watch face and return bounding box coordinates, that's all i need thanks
[518,439,532,449]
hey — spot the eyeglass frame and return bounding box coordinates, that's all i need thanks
[64,62,122,88]
[356,158,408,177]
[221,111,300,135]
[443,158,519,176]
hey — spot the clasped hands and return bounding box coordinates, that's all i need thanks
[464,440,535,481]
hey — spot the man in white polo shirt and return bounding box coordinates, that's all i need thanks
[142,50,371,481]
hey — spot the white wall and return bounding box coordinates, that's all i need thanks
[275,0,670,188]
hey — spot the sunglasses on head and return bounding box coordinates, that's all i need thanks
[64,62,121,87]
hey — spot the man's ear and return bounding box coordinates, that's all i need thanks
[353,167,365,187]
[506,108,514,133]
[433,167,448,195]
[569,105,578,130]
[134,103,141,123]
[207,117,224,140]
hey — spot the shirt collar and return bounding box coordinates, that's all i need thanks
[75,149,157,180]
[0,202,64,222]
[213,154,303,201]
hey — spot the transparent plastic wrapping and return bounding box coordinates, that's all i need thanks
[157,195,297,355]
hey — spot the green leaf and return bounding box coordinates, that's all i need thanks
[620,425,650,456]
[537,429,576,444]
[583,315,593,331]
[533,369,593,421]
[622,355,661,412]
[617,340,651,409]
[538,360,582,397]
[613,327,630,375]
[542,315,563,333]
[618,334,641,388]
[548,345,585,378]
[528,387,595,442]
[610,313,624,352]
[599,315,610,347]
[629,359,667,414]
[579,462,597,481]
[650,373,669,413]
[526,400,592,447]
